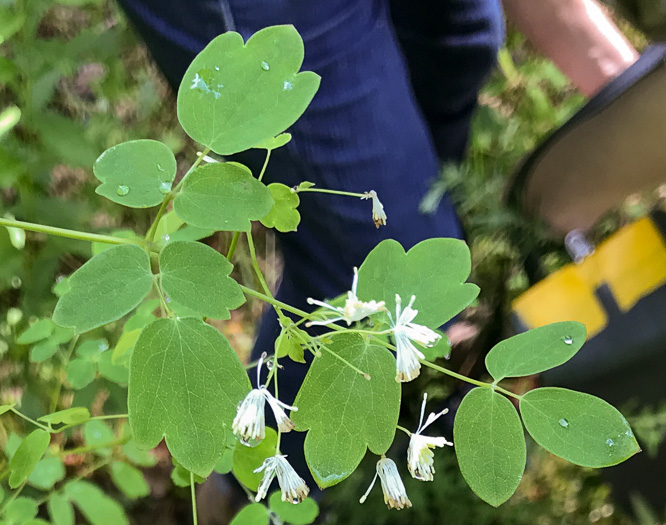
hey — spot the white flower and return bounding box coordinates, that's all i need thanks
[359,456,411,510]
[407,393,452,481]
[306,267,385,326]
[389,294,441,382]
[232,355,297,446]
[362,190,387,228]
[254,455,309,504]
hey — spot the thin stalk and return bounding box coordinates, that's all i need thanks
[257,149,271,182]
[239,285,313,320]
[296,188,366,199]
[246,232,288,324]
[145,193,174,242]
[226,232,241,260]
[50,335,79,413]
[396,425,411,436]
[173,147,211,194]
[0,218,139,246]
[190,472,199,525]
[0,480,27,514]
[9,407,50,432]
[52,414,128,435]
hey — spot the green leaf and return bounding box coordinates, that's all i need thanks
[291,334,400,488]
[453,388,526,507]
[485,322,587,381]
[121,440,158,468]
[174,163,273,232]
[111,329,142,365]
[0,404,15,416]
[50,326,75,345]
[8,430,50,489]
[269,492,319,524]
[520,387,640,467]
[260,183,300,232]
[177,26,320,155]
[76,339,109,362]
[92,231,141,256]
[128,317,251,477]
[64,480,129,525]
[47,494,74,525]
[110,461,150,499]
[29,340,58,363]
[275,331,304,363]
[170,460,205,487]
[213,447,234,474]
[253,133,292,150]
[53,244,153,334]
[83,420,115,456]
[17,319,54,345]
[420,330,451,361]
[38,407,90,426]
[28,457,65,490]
[159,241,245,319]
[94,140,177,208]
[4,497,37,525]
[98,351,129,384]
[229,503,269,525]
[233,428,277,491]
[66,359,96,390]
[357,239,479,329]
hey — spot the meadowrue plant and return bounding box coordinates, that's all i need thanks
[0,25,640,525]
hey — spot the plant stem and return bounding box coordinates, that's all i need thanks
[50,335,79,413]
[257,149,271,182]
[226,232,240,261]
[9,407,50,432]
[145,193,174,242]
[239,285,312,320]
[0,480,27,514]
[396,425,411,436]
[190,471,199,525]
[173,147,211,193]
[58,435,130,457]
[296,188,367,199]
[246,232,288,324]
[0,218,139,247]
[51,414,129,435]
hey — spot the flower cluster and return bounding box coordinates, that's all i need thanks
[254,454,309,504]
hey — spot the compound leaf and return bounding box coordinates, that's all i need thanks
[128,317,251,477]
[291,334,400,488]
[177,26,319,155]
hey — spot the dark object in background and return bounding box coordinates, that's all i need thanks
[606,0,666,41]
[508,44,666,514]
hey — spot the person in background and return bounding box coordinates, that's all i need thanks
[114,0,637,519]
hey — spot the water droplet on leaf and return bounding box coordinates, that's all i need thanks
[563,335,573,345]
[162,234,170,243]
[116,185,130,196]
[98,341,109,351]
[261,61,270,71]
[214,66,220,71]
[606,438,615,446]
[558,418,569,428]
[283,81,293,91]
[159,182,171,194]
[10,276,22,289]
[165,296,171,304]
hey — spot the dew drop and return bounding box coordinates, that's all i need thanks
[606,438,615,446]
[261,61,270,71]
[625,430,633,437]
[162,234,170,243]
[214,66,220,71]
[159,181,171,194]
[558,418,569,428]
[10,276,22,289]
[116,185,130,196]
[98,341,109,351]
[165,296,171,304]
[563,335,573,345]
[283,81,293,91]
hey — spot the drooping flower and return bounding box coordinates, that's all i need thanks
[362,190,387,228]
[407,393,452,481]
[254,454,309,504]
[232,354,297,446]
[306,267,385,326]
[359,456,411,510]
[389,294,441,382]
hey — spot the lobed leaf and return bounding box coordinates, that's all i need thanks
[260,183,301,233]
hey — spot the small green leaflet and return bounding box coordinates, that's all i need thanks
[66,359,96,390]
[8,429,50,488]
[260,183,301,233]
[520,387,640,468]
[29,340,58,363]
[128,317,251,477]
[83,420,115,456]
[485,322,587,381]
[214,447,234,474]
[93,140,177,208]
[275,330,305,363]
[253,132,292,150]
[122,439,158,468]
[52,244,153,334]
[269,492,319,524]
[357,239,479,329]
[76,338,109,362]
[453,388,526,507]
[177,25,320,155]
[292,334,400,488]
[159,241,245,319]
[98,351,129,384]
[233,427,278,491]
[0,404,15,416]
[47,494,75,525]
[174,163,274,232]
[64,480,129,525]
[4,497,37,524]
[38,407,90,426]
[110,461,150,499]
[17,318,54,344]
[171,459,205,487]
[229,503,269,525]
[26,457,65,491]
[112,329,142,365]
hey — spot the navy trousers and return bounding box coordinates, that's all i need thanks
[117,0,504,488]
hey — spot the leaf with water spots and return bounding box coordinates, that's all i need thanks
[177,26,319,155]
[93,140,177,208]
[260,183,300,232]
[52,244,153,334]
[485,322,587,381]
[291,334,400,488]
[454,388,526,507]
[520,387,640,467]
[174,163,274,232]
[128,317,251,477]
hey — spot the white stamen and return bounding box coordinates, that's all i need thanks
[254,455,309,504]
[407,393,452,481]
[360,457,411,510]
